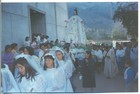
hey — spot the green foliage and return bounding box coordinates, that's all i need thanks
[86,29,112,41]
[112,30,127,40]
[113,2,138,37]
[112,21,127,40]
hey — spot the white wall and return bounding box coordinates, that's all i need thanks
[2,3,68,50]
[2,4,29,50]
[0,3,2,55]
[55,3,68,41]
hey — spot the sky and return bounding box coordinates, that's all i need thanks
[67,2,138,30]
[68,2,116,30]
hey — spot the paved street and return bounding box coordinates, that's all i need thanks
[72,72,138,93]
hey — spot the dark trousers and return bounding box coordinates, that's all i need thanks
[70,72,76,92]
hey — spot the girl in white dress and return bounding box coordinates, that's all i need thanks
[15,56,46,92]
[1,64,20,93]
[43,54,67,92]
[56,50,73,92]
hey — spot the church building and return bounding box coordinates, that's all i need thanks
[1,3,68,50]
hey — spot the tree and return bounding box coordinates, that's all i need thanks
[112,29,127,40]
[113,2,138,38]
[112,21,127,40]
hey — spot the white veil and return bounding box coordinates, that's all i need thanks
[42,46,63,69]
[42,52,67,92]
[1,64,20,92]
[15,54,44,74]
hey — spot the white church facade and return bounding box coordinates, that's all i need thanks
[65,8,87,45]
[1,3,68,50]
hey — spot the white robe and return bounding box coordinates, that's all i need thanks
[32,55,42,68]
[38,49,44,61]
[26,55,44,74]
[16,74,46,92]
[63,51,76,72]
[1,64,20,93]
[104,49,118,78]
[64,51,75,62]
[44,67,67,92]
[57,60,74,92]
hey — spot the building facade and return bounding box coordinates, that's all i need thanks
[2,3,68,50]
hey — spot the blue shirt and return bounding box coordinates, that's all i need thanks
[124,67,135,84]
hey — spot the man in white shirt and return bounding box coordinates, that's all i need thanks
[95,46,103,73]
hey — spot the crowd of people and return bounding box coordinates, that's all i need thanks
[90,39,138,92]
[1,33,138,92]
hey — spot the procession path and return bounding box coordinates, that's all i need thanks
[73,72,138,93]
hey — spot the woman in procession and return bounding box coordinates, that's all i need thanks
[55,49,74,92]
[81,51,96,92]
[14,56,46,92]
[43,53,67,92]
[2,45,15,74]
[1,40,138,93]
